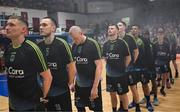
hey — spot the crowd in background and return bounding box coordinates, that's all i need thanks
[92,17,180,52]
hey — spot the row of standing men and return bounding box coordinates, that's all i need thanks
[3,15,178,111]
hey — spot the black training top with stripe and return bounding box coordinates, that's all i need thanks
[122,34,138,63]
[103,38,130,77]
[4,39,48,110]
[38,37,73,96]
[154,40,170,65]
[146,38,156,69]
[134,36,149,67]
[72,37,101,87]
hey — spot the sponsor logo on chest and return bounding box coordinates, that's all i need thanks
[106,53,120,59]
[48,62,58,70]
[75,56,88,64]
[6,67,25,78]
[157,51,167,56]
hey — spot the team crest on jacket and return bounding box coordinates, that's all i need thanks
[10,52,16,62]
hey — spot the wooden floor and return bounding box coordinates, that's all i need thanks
[72,60,180,112]
[1,61,180,112]
[0,96,8,112]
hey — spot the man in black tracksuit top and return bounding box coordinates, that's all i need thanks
[131,25,154,112]
[69,26,103,112]
[163,32,178,86]
[38,17,76,111]
[153,28,171,97]
[117,21,140,111]
[139,31,159,106]
[4,15,52,111]
[103,24,131,112]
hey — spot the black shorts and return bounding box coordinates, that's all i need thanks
[126,65,140,85]
[126,64,135,74]
[147,68,156,80]
[155,64,169,74]
[128,74,140,86]
[139,74,150,84]
[75,84,102,111]
[46,90,72,111]
[128,67,147,85]
[106,75,129,95]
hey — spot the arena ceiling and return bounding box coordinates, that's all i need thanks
[0,0,179,12]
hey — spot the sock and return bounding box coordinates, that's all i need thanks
[123,109,128,112]
[136,103,140,110]
[154,94,157,99]
[176,69,178,73]
[119,101,124,110]
[169,68,172,79]
[161,86,165,90]
[136,103,140,107]
[120,100,123,105]
[145,95,150,103]
[112,107,117,111]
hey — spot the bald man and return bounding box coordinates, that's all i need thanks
[69,26,103,112]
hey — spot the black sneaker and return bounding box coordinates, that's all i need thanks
[160,89,166,96]
[128,101,136,109]
[135,106,141,112]
[118,106,123,112]
[146,103,154,112]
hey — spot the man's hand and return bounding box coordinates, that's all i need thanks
[90,87,98,101]
[40,97,49,104]
[69,83,75,92]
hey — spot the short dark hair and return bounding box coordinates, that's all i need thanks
[131,24,141,29]
[8,15,28,27]
[43,17,58,28]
